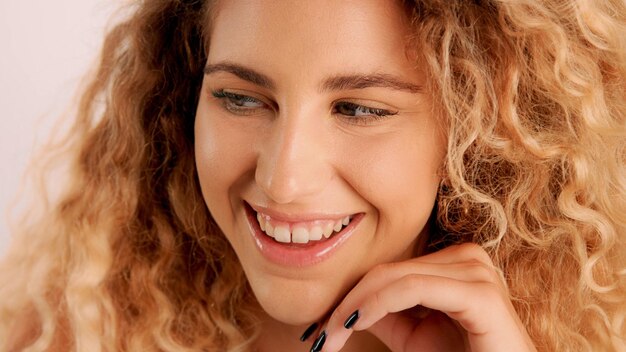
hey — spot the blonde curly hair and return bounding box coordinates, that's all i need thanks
[1,0,624,351]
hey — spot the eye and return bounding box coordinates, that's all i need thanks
[333,101,398,125]
[211,89,268,115]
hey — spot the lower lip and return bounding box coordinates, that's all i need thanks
[243,203,364,267]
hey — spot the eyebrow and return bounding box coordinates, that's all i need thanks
[321,73,422,94]
[204,62,276,90]
[204,62,423,94]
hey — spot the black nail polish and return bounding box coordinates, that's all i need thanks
[300,322,319,342]
[343,310,360,329]
[310,330,326,352]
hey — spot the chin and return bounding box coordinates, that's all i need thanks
[249,276,343,325]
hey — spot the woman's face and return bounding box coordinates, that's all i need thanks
[195,0,445,325]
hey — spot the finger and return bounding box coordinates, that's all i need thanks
[353,274,504,334]
[321,272,493,351]
[320,243,503,351]
[369,261,502,289]
[299,322,320,342]
[414,243,495,267]
[353,243,499,317]
[413,243,507,291]
[356,274,529,352]
[321,262,503,351]
[349,258,503,307]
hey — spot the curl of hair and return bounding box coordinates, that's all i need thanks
[0,0,624,351]
[415,0,626,350]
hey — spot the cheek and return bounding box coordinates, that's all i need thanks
[340,131,442,203]
[194,106,258,222]
[335,128,444,251]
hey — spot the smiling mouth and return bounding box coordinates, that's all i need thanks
[243,202,365,266]
[256,212,354,244]
[244,202,356,245]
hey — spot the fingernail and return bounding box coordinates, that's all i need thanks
[300,322,318,342]
[343,310,360,329]
[310,330,326,352]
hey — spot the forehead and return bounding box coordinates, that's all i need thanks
[207,0,419,86]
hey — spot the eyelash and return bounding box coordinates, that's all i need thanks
[211,90,267,116]
[211,89,398,125]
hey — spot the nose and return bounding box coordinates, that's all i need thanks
[255,109,332,204]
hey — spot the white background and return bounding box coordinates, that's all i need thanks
[0,1,118,256]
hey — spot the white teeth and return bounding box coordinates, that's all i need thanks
[323,223,334,238]
[274,226,291,243]
[257,213,266,231]
[309,226,323,241]
[292,227,310,244]
[254,211,355,243]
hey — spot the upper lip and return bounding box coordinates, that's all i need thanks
[246,202,356,222]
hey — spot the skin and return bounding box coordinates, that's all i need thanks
[194,1,536,351]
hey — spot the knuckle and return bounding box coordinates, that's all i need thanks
[468,262,493,282]
[490,268,507,287]
[455,282,509,333]
[460,242,485,255]
[333,306,351,325]
[372,289,384,307]
[369,262,392,277]
[404,274,426,291]
[478,281,505,303]
[458,243,493,265]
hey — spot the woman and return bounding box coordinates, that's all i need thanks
[1,0,624,351]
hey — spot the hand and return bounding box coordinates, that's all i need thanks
[309,243,537,352]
